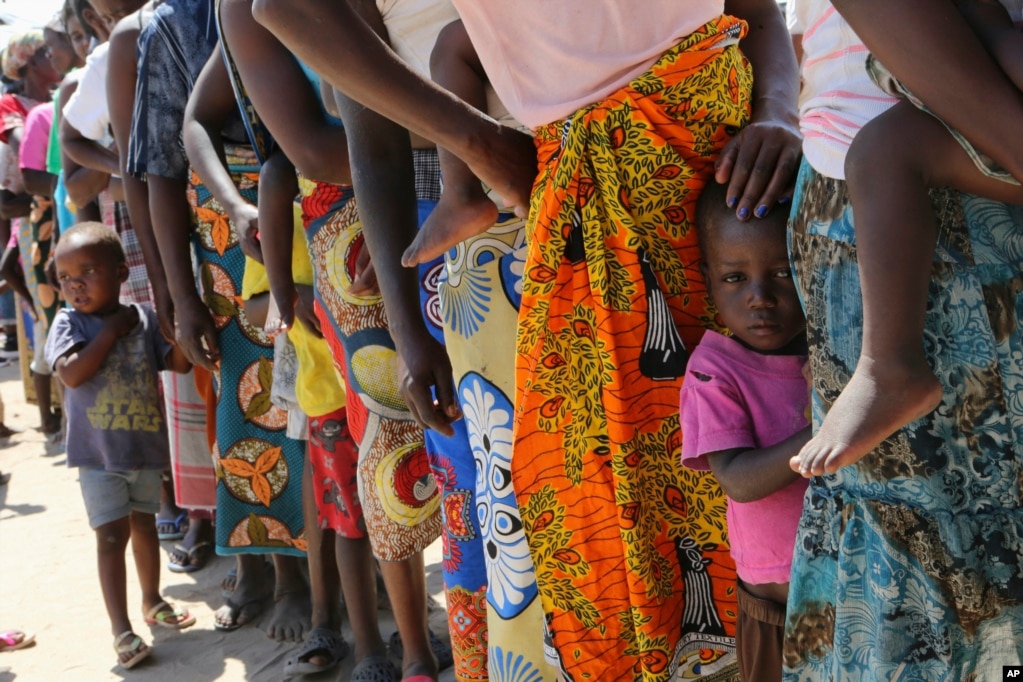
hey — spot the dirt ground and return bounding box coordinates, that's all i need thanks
[0,359,455,682]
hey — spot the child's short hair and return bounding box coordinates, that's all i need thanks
[694,181,732,256]
[694,181,787,258]
[57,221,126,265]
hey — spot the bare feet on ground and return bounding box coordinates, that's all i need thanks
[401,192,498,267]
[791,356,942,476]
[266,588,311,642]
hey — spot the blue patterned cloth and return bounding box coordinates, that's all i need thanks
[128,0,244,180]
[783,159,1023,680]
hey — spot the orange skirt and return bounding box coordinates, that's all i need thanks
[512,16,752,681]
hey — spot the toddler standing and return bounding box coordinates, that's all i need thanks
[45,222,194,670]
[679,183,810,682]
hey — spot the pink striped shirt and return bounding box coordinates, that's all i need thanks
[788,0,896,179]
[789,0,1023,180]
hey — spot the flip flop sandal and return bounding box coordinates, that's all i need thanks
[168,541,212,573]
[0,630,34,652]
[388,629,454,671]
[351,655,398,682]
[214,596,266,632]
[156,512,189,541]
[282,627,350,677]
[144,601,196,629]
[113,631,151,670]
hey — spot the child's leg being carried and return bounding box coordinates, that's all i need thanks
[795,100,1023,475]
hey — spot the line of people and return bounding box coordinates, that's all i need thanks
[3,0,1022,680]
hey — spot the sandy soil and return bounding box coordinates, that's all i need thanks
[0,360,455,682]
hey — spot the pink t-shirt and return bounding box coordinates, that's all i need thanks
[679,330,809,585]
[19,102,54,173]
[452,0,724,129]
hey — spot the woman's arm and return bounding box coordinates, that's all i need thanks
[58,116,120,176]
[0,190,32,220]
[251,0,537,217]
[718,0,802,219]
[21,169,55,198]
[0,244,34,317]
[831,0,1023,183]
[332,0,459,435]
[57,78,111,208]
[107,12,176,342]
[254,149,303,334]
[219,0,350,185]
[182,48,262,263]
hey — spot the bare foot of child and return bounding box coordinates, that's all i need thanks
[791,355,942,476]
[401,192,498,267]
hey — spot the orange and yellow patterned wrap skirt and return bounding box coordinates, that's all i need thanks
[512,16,752,681]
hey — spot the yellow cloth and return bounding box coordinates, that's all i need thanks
[241,203,345,417]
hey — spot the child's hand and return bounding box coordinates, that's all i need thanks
[109,305,140,337]
[228,203,263,264]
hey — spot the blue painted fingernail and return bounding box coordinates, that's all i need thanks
[727,196,737,208]
[755,205,768,218]
[778,196,791,205]
[737,207,750,220]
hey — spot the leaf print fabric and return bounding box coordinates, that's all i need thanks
[191,147,306,556]
[511,17,751,681]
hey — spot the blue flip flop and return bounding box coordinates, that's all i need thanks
[156,512,188,541]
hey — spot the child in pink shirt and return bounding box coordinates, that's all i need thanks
[679,182,810,682]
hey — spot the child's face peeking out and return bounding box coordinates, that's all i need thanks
[701,215,806,355]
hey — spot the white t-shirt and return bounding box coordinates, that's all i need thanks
[377,0,459,77]
[62,42,113,146]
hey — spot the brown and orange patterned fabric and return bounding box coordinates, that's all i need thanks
[300,178,442,562]
[512,16,752,681]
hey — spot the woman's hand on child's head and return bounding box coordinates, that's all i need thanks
[714,117,802,221]
[229,203,263,264]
